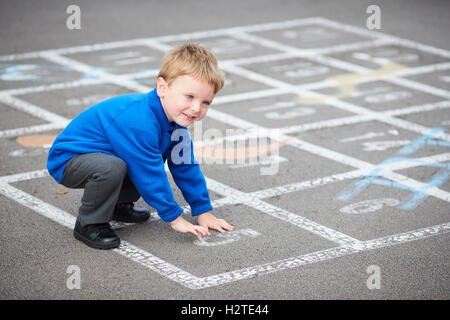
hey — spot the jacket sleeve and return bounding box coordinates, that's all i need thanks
[105,110,184,223]
[166,128,213,216]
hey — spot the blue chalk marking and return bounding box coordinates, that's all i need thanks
[398,128,446,155]
[0,64,42,81]
[337,175,421,202]
[337,128,450,211]
[0,63,118,82]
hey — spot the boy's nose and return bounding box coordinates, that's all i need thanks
[190,102,201,114]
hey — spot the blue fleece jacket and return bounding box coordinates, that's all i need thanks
[47,88,213,223]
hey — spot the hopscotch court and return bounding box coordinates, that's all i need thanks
[0,17,449,290]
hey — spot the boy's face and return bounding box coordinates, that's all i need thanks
[156,75,215,127]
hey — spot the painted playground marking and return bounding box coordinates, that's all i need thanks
[1,165,449,289]
[0,17,449,289]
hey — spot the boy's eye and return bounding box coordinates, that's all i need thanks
[186,95,193,99]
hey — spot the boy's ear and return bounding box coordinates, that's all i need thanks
[156,77,167,97]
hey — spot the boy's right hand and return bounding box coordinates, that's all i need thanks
[169,216,210,242]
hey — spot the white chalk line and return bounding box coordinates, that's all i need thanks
[0,95,70,125]
[1,138,449,289]
[0,177,202,289]
[197,99,450,143]
[0,37,386,96]
[0,167,360,247]
[0,49,154,138]
[0,123,66,139]
[1,31,448,139]
[201,27,450,205]
[0,37,426,98]
[2,23,450,208]
[2,94,448,218]
[0,94,70,138]
[39,51,151,93]
[2,39,448,98]
[202,177,362,247]
[0,17,326,62]
[0,172,448,291]
[0,169,350,290]
[1,15,448,139]
[223,28,450,142]
[228,31,450,102]
[2,56,446,139]
[205,33,450,178]
[0,78,105,97]
[314,17,450,59]
[0,180,76,229]
[194,222,450,289]
[207,105,450,206]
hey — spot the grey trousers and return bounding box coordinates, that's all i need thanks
[60,152,140,227]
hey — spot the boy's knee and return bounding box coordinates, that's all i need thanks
[95,156,127,183]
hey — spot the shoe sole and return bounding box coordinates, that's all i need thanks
[112,214,150,223]
[73,229,120,250]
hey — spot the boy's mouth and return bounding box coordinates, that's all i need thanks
[182,112,196,121]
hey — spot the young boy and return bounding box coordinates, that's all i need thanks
[47,43,234,250]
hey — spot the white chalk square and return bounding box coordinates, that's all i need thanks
[265,178,450,241]
[0,102,48,131]
[18,83,132,119]
[65,45,165,75]
[297,120,450,164]
[250,24,370,49]
[315,80,444,111]
[396,105,450,130]
[200,143,354,193]
[326,44,450,70]
[163,36,283,61]
[118,203,338,277]
[211,93,356,128]
[405,69,450,92]
[217,71,274,96]
[242,57,346,85]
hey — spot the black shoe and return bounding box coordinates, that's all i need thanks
[73,220,120,250]
[113,203,150,223]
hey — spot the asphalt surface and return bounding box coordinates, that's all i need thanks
[0,0,449,301]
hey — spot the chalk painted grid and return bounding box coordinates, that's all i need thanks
[0,17,450,289]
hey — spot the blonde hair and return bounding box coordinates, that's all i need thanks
[157,42,224,94]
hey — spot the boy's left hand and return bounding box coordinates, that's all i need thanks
[198,211,234,233]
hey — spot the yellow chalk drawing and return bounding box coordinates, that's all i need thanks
[297,61,407,105]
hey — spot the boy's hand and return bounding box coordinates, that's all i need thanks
[170,216,210,242]
[198,211,234,233]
